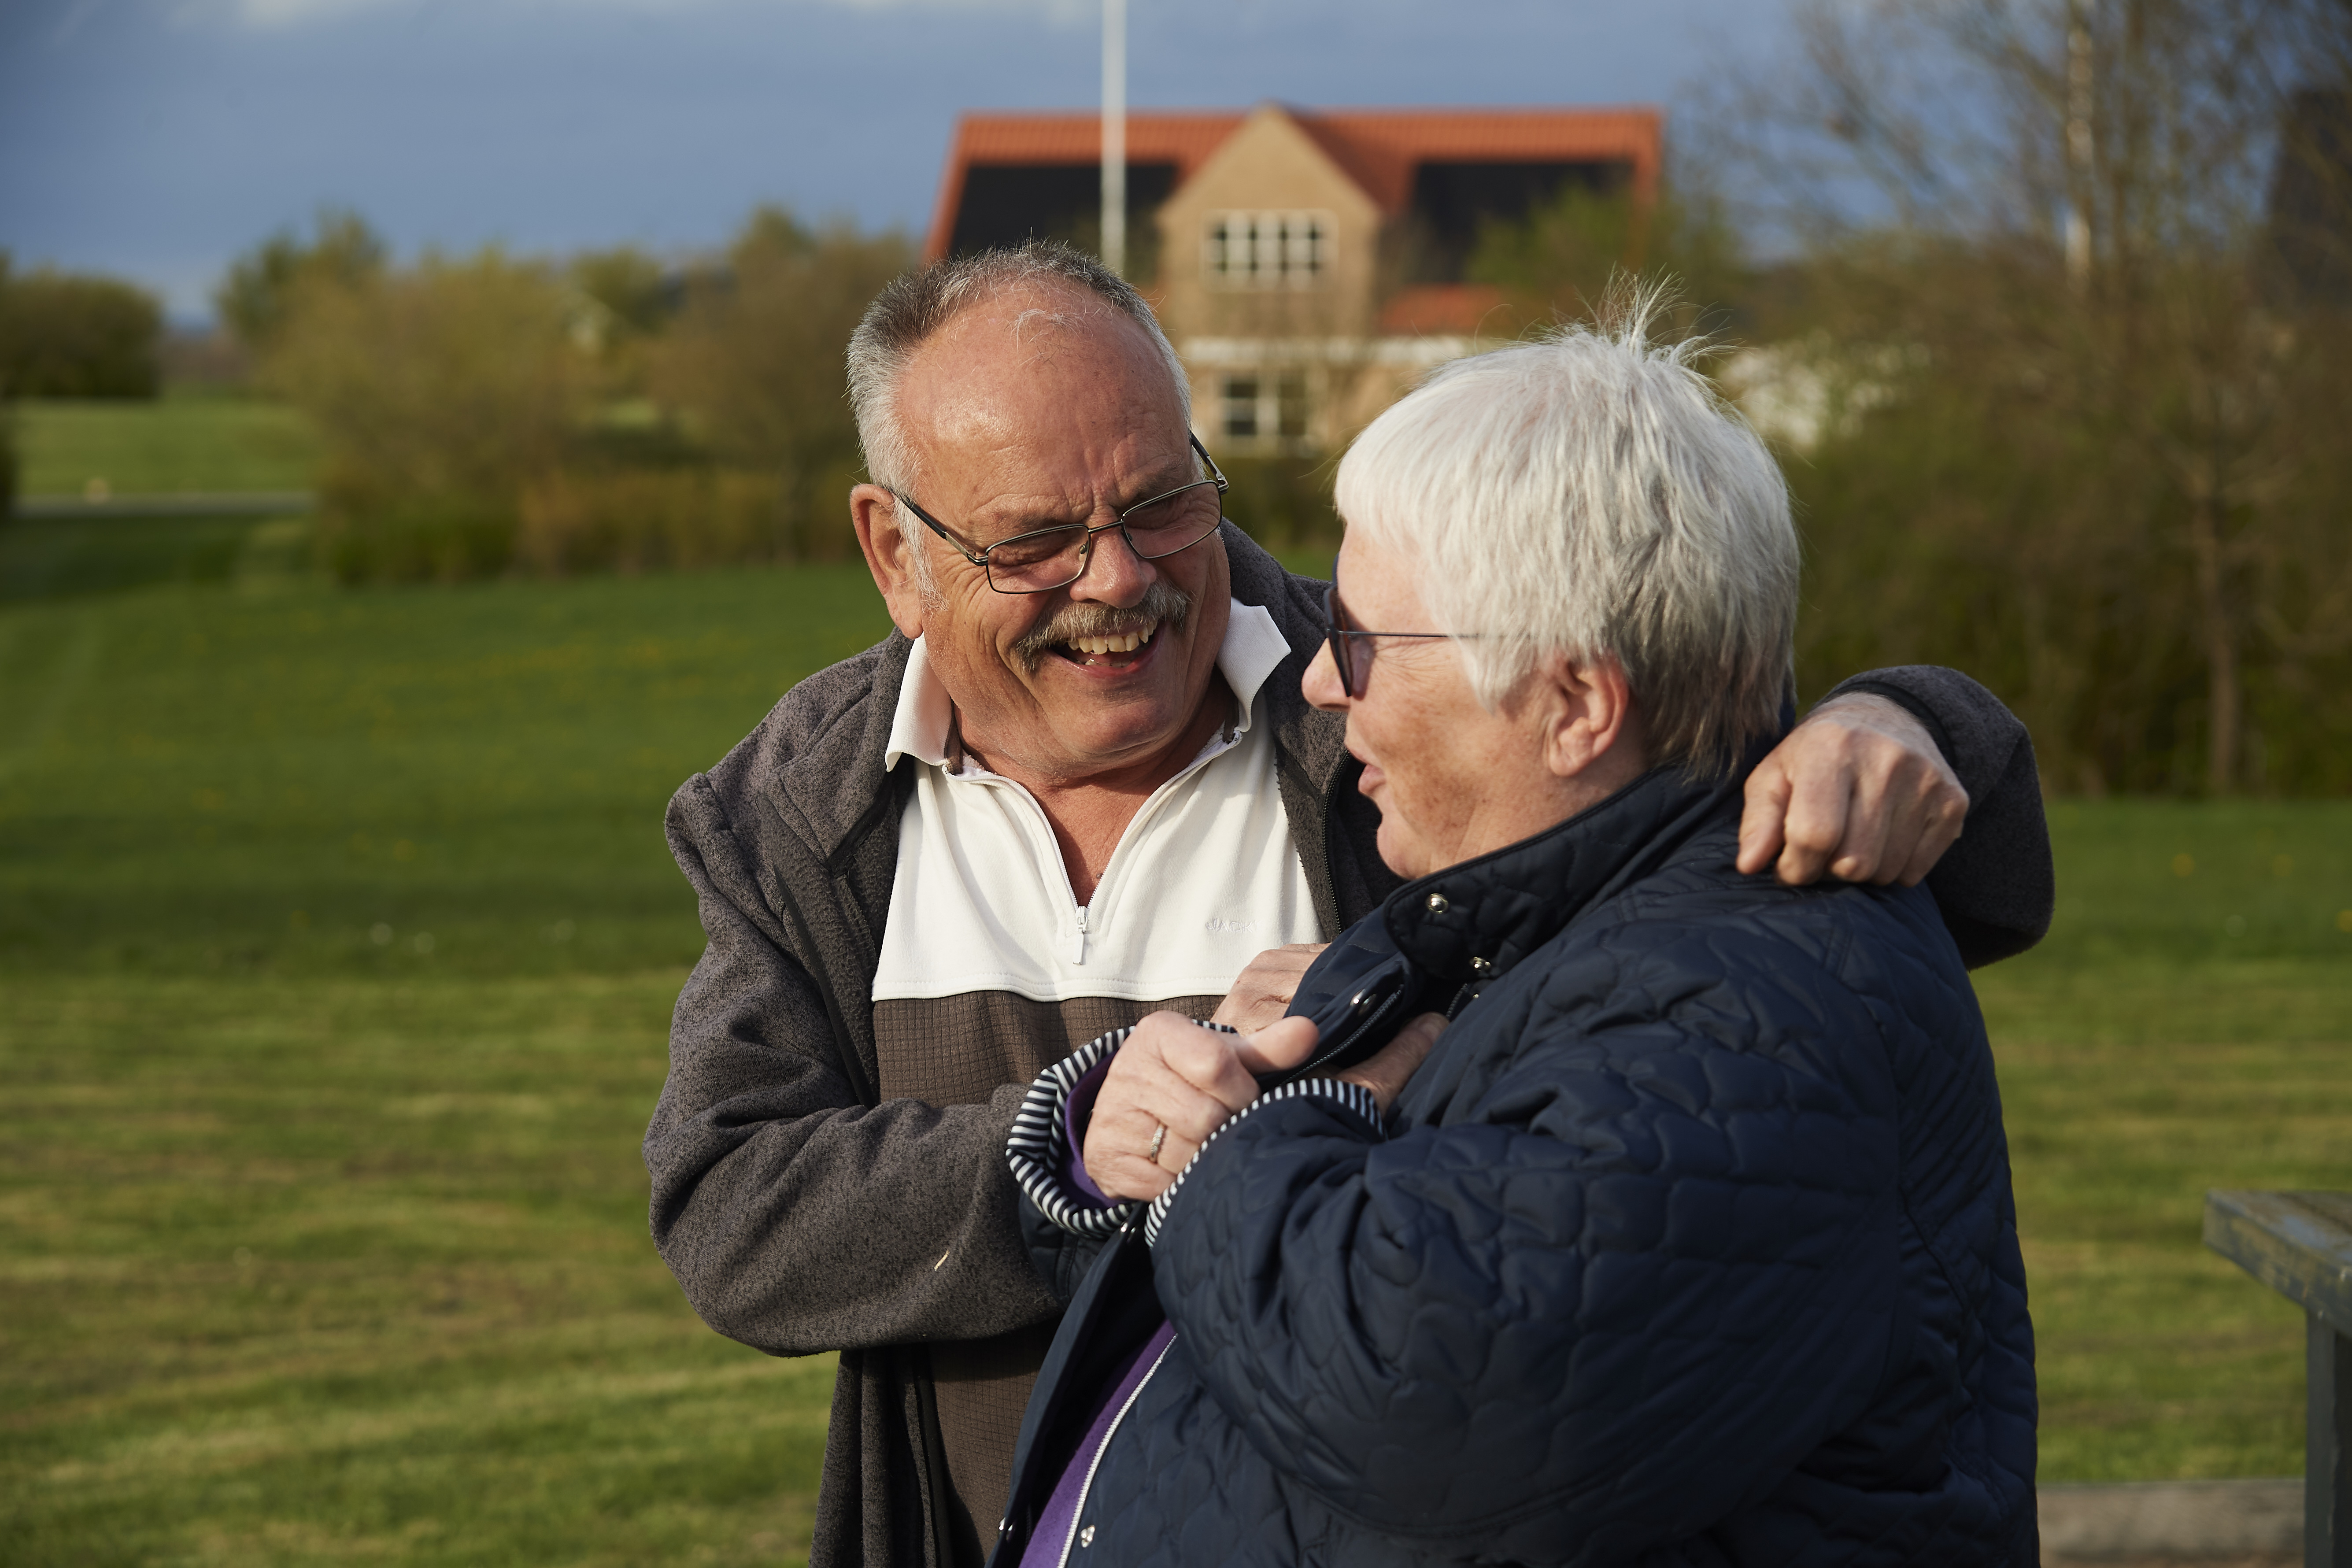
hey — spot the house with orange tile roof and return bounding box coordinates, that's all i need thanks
[926,103,1662,455]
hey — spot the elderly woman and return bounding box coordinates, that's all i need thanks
[994,308,2038,1568]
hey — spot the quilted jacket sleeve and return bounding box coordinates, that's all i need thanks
[1822,665,2052,966]
[1147,919,1914,1565]
[643,777,1059,1356]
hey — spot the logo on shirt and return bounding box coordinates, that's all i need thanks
[1204,917,1259,934]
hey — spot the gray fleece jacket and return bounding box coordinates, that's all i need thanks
[643,524,2052,1568]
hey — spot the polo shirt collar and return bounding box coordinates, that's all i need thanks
[884,597,1293,771]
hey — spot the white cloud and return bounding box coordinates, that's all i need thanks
[227,0,389,24]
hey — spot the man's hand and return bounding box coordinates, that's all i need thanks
[1738,693,1968,887]
[1084,1013,1320,1202]
[1338,1012,1446,1116]
[1211,942,1329,1033]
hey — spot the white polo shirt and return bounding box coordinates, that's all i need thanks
[871,598,1320,1013]
[864,597,1323,1535]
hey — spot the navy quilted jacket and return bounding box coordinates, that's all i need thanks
[996,758,2037,1568]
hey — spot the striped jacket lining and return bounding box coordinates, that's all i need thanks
[1006,1021,1382,1248]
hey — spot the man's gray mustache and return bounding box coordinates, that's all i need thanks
[1010,581,1194,672]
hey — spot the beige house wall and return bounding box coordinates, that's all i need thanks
[1149,103,1533,460]
[1154,105,1394,459]
[1153,104,1383,345]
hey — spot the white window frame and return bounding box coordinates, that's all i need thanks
[1202,211,1334,291]
[1217,367,1314,451]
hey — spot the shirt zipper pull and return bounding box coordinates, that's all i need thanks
[1071,906,1088,965]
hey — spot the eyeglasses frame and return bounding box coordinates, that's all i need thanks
[888,434,1231,595]
[1322,581,1478,699]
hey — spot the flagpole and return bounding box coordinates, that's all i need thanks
[1101,0,1126,277]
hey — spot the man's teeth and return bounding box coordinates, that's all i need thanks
[1066,625,1157,657]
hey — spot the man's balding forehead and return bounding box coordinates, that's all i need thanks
[847,240,1192,496]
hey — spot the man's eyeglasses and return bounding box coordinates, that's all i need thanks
[1322,581,1468,699]
[890,435,1230,595]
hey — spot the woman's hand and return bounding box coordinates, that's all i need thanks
[1082,1009,1448,1202]
[1083,1013,1319,1202]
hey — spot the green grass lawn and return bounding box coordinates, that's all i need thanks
[1972,798,2352,1481]
[2,562,893,1567]
[2,534,2348,1563]
[14,394,321,498]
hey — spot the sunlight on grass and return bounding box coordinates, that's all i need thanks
[15,395,322,498]
[1,972,833,1568]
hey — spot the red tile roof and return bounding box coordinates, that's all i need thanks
[925,104,1663,259]
[925,112,1245,261]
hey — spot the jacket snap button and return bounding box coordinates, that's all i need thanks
[1079,1525,1096,1548]
[1470,955,1495,976]
[1426,892,1450,914]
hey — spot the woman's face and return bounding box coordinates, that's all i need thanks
[1302,531,1582,880]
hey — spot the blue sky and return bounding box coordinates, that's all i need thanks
[1,0,1797,322]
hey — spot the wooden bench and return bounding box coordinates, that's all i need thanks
[2205,1190,2352,1568]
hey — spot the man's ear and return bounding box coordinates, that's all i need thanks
[851,484,929,640]
[1529,651,1638,780]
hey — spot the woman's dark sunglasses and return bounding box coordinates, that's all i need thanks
[1321,581,1461,699]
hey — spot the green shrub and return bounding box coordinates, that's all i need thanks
[0,256,163,399]
[0,401,17,516]
[516,466,794,575]
[264,250,583,581]
[244,210,915,583]
[651,209,913,558]
[313,492,520,584]
[1217,454,1339,548]
[216,209,388,352]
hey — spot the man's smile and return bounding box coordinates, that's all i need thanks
[1052,622,1158,668]
[1010,579,1194,676]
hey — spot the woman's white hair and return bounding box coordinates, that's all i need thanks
[1334,286,1797,777]
[845,240,1191,590]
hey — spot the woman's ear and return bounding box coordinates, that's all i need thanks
[1530,651,1639,781]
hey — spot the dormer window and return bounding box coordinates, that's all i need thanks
[1203,211,1332,289]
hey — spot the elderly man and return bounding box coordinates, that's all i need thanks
[643,242,2050,1568]
[995,303,2035,1568]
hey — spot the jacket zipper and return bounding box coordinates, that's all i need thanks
[1054,1334,1177,1568]
[980,726,1236,969]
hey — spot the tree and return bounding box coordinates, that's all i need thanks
[567,245,675,362]
[1468,177,1749,336]
[0,254,163,399]
[216,209,388,351]
[649,207,913,558]
[263,249,582,581]
[0,401,17,514]
[1713,0,2352,795]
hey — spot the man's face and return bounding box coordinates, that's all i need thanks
[856,289,1231,788]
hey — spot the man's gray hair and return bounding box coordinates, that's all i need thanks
[845,240,1192,584]
[1334,289,1797,777]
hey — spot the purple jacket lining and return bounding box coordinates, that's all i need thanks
[1061,1055,1117,1207]
[1017,1320,1177,1567]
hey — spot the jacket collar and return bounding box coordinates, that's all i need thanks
[1220,523,1352,798]
[1380,736,1781,986]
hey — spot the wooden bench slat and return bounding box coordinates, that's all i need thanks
[2204,1191,2352,1338]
